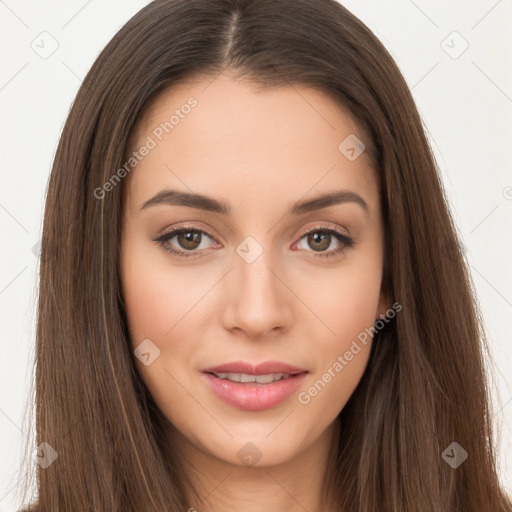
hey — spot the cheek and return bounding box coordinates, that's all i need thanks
[122,267,178,343]
[300,250,384,345]
[293,246,383,410]
[334,269,381,337]
[121,246,203,416]
[295,275,378,417]
[121,238,201,345]
[120,234,221,373]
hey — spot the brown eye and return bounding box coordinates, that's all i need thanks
[176,230,202,250]
[154,227,218,258]
[306,232,331,252]
[295,226,354,258]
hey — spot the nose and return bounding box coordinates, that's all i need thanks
[221,240,293,339]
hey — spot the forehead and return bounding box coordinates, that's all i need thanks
[123,72,379,213]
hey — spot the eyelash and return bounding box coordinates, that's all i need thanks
[153,224,354,260]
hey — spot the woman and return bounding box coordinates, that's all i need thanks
[17,0,512,510]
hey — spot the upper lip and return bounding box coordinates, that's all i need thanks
[201,360,308,376]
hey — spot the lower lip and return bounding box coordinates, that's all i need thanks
[202,372,308,411]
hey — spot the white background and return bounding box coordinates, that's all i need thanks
[1,0,511,509]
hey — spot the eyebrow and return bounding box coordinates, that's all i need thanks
[140,188,369,215]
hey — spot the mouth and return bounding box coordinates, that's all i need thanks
[205,371,299,384]
[200,361,308,411]
[201,360,307,376]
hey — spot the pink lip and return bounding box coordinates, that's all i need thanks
[201,360,308,411]
[201,360,307,375]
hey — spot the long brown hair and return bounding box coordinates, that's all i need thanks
[17,0,511,510]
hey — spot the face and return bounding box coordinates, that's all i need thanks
[120,71,389,469]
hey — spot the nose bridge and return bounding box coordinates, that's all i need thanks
[222,234,292,336]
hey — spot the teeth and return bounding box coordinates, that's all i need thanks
[254,374,280,384]
[214,372,290,383]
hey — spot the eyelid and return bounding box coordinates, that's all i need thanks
[295,222,350,240]
[154,222,218,243]
[155,222,349,244]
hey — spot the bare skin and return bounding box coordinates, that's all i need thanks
[120,70,390,512]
